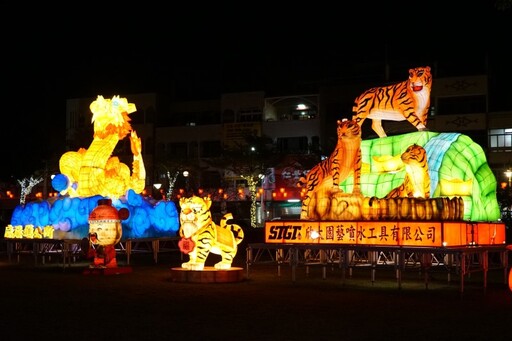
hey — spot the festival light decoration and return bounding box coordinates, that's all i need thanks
[17,176,43,205]
[241,174,260,228]
[178,196,244,270]
[165,170,179,200]
[281,126,506,248]
[86,198,128,268]
[6,95,180,241]
[337,131,500,222]
[57,95,145,198]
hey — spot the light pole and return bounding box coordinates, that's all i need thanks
[153,183,162,200]
[258,173,265,225]
[183,170,190,195]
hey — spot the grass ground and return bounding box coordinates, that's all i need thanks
[0,244,511,341]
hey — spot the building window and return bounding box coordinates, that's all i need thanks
[238,108,262,122]
[489,128,512,151]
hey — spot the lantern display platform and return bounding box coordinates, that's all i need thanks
[83,266,133,276]
[170,267,244,283]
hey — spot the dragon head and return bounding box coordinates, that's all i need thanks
[90,95,136,140]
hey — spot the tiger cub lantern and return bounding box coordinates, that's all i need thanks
[178,196,244,271]
[87,198,129,268]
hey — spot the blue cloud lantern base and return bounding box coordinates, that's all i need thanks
[10,189,180,240]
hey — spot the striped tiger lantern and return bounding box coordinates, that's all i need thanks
[352,66,431,138]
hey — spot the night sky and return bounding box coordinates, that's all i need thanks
[1,2,511,181]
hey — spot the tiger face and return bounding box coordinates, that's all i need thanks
[179,195,211,239]
[401,144,427,165]
[408,66,432,92]
[337,118,361,140]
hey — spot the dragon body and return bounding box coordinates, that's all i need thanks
[58,95,146,198]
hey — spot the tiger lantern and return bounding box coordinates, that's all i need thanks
[385,144,430,199]
[352,66,432,138]
[178,196,244,270]
[297,118,362,220]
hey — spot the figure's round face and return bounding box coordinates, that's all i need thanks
[89,220,121,246]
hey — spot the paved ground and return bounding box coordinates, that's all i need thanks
[0,242,511,341]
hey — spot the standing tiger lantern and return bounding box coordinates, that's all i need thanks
[352,66,432,138]
[178,196,244,271]
[297,118,362,220]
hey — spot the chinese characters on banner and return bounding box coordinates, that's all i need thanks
[265,221,507,247]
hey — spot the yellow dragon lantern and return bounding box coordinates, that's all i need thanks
[58,95,146,198]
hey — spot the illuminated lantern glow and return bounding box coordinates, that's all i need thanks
[178,196,244,270]
[4,225,14,238]
[7,95,180,242]
[352,66,431,138]
[10,190,179,239]
[507,245,512,291]
[298,118,363,220]
[439,178,473,196]
[333,131,500,222]
[371,154,404,173]
[87,198,128,268]
[58,95,145,199]
[509,268,512,292]
[298,128,500,222]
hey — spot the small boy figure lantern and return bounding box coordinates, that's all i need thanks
[87,199,129,268]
